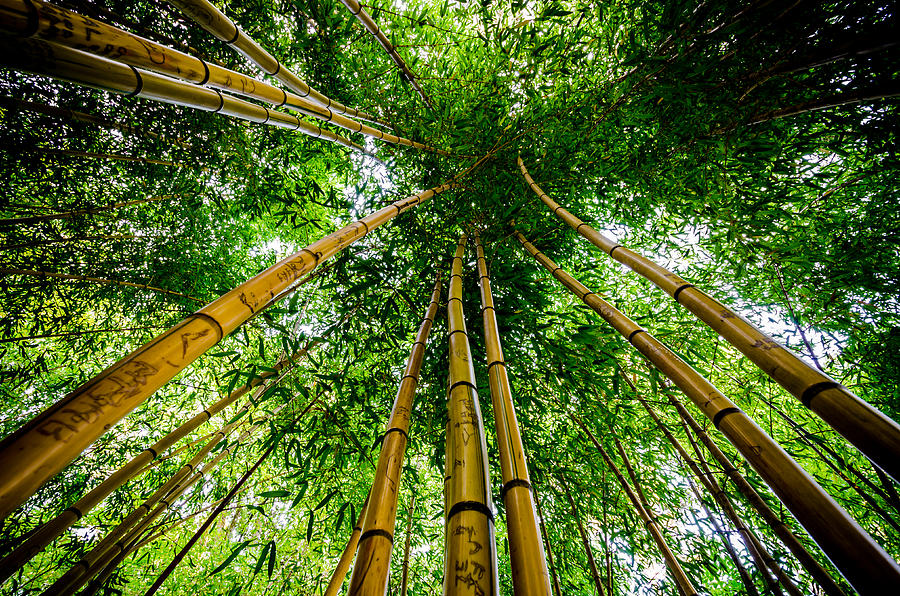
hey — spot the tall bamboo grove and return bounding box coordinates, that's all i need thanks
[443,235,498,596]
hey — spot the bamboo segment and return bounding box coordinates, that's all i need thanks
[443,235,498,596]
[0,0,444,153]
[325,499,370,596]
[337,0,434,110]
[0,331,325,582]
[164,0,388,126]
[667,392,848,596]
[573,416,698,596]
[515,231,900,594]
[517,156,900,484]
[0,38,369,155]
[473,231,551,595]
[562,479,606,596]
[348,275,442,595]
[0,182,452,521]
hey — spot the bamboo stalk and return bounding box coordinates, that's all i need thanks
[142,433,284,595]
[0,180,452,521]
[164,0,389,126]
[517,156,900,485]
[26,147,186,166]
[0,38,370,156]
[473,231,551,594]
[337,0,434,110]
[515,230,900,594]
[562,478,606,596]
[0,0,443,153]
[667,392,848,596]
[573,416,698,596]
[533,481,564,596]
[399,493,415,596]
[0,268,204,303]
[0,327,327,582]
[325,496,369,596]
[0,194,181,226]
[348,274,441,595]
[443,234,498,596]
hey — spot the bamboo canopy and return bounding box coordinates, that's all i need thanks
[347,274,442,595]
[0,39,370,155]
[0,0,445,153]
[517,156,900,484]
[338,0,435,110]
[0,182,453,521]
[574,416,698,596]
[325,496,370,596]
[473,231,551,595]
[515,230,900,594]
[443,235,498,596]
[165,0,389,126]
[0,326,331,582]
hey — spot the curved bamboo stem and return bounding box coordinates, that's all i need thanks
[164,0,389,126]
[348,274,442,594]
[0,38,370,156]
[338,0,434,110]
[0,0,443,154]
[324,496,370,596]
[473,231,551,594]
[0,181,452,521]
[533,481,564,596]
[0,268,203,303]
[517,156,900,485]
[0,194,181,226]
[515,230,900,594]
[443,234,498,596]
[561,478,606,596]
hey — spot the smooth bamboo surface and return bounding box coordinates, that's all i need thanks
[0,335,321,581]
[634,393,802,596]
[473,231,551,595]
[166,0,389,126]
[443,235,498,596]
[517,156,900,484]
[574,417,699,596]
[667,392,848,596]
[338,0,434,110]
[0,0,444,153]
[0,38,369,155]
[515,231,900,594]
[348,275,442,595]
[0,181,452,521]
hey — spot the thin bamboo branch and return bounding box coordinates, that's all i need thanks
[399,493,415,596]
[562,478,606,596]
[0,194,181,226]
[0,268,204,303]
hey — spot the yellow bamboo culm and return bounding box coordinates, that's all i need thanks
[338,0,434,110]
[164,0,388,126]
[444,235,498,596]
[0,329,327,582]
[325,496,370,596]
[347,275,442,595]
[572,416,698,596]
[473,231,551,595]
[0,0,445,154]
[514,230,900,594]
[517,156,900,484]
[0,182,453,521]
[0,37,370,156]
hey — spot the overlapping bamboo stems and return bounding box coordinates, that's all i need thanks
[516,156,900,484]
[629,385,799,596]
[533,481,564,596]
[571,414,698,596]
[325,496,370,596]
[561,479,606,596]
[0,326,329,580]
[347,275,441,594]
[515,230,900,593]
[143,433,285,596]
[443,234,498,596]
[164,0,388,126]
[337,0,434,110]
[473,231,551,594]
[0,181,453,521]
[0,0,442,153]
[0,39,368,157]
[665,390,848,596]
